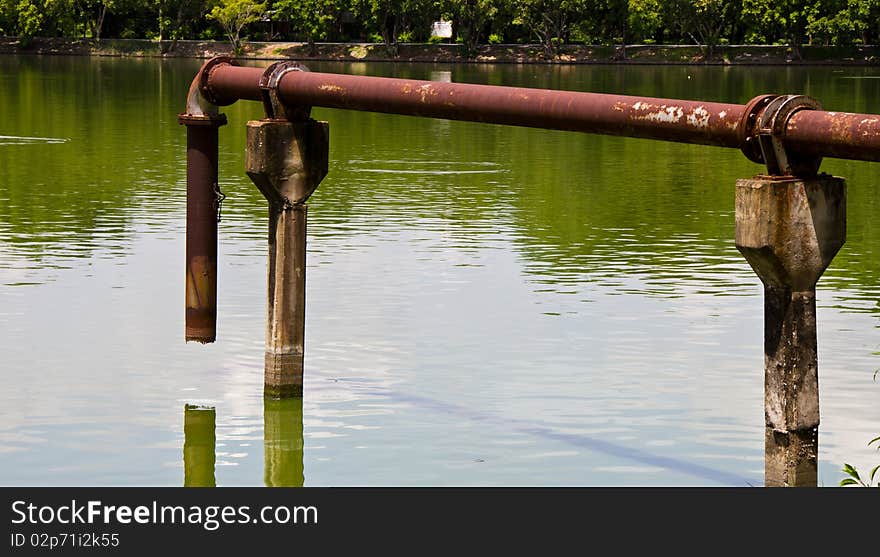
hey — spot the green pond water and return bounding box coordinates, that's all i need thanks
[1,56,879,486]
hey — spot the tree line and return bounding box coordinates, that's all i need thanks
[1,1,879,57]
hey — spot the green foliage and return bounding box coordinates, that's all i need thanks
[207,0,266,54]
[742,0,811,48]
[840,436,880,487]
[16,1,45,41]
[488,32,503,44]
[0,0,877,48]
[356,0,434,53]
[804,0,880,45]
[568,0,627,45]
[668,0,735,58]
[157,1,213,44]
[514,0,591,56]
[273,0,337,46]
[628,0,664,43]
[444,0,506,56]
[1,0,73,42]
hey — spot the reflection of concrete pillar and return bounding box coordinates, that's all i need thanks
[264,397,304,487]
[183,404,216,487]
[246,119,329,398]
[735,175,845,487]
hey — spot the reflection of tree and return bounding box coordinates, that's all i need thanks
[0,56,200,265]
[5,58,880,309]
[294,63,880,307]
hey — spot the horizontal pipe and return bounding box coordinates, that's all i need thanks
[206,64,744,148]
[203,63,880,164]
[785,110,880,162]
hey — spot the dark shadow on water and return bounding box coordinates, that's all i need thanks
[181,390,814,486]
[374,389,761,486]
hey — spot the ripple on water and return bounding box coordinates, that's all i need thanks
[0,135,69,145]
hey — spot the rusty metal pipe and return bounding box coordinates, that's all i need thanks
[180,59,228,343]
[201,62,880,164]
[181,120,221,343]
[206,64,744,148]
[785,110,880,162]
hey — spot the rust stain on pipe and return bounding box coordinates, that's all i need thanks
[202,61,880,165]
[205,64,743,147]
[274,72,744,148]
[785,110,880,162]
[180,119,222,343]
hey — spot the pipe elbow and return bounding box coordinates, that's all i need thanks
[179,57,234,125]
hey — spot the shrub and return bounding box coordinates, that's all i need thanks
[840,436,880,487]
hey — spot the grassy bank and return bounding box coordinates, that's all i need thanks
[2,37,880,65]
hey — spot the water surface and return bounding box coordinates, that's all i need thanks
[1,57,879,486]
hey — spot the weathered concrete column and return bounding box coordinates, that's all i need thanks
[264,397,304,487]
[183,404,216,487]
[764,428,818,487]
[735,175,845,487]
[246,119,329,398]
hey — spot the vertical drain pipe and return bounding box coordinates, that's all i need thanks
[179,58,230,343]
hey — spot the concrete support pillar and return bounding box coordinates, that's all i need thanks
[264,397,304,487]
[735,175,845,487]
[764,428,818,488]
[263,205,307,397]
[183,404,216,487]
[246,119,329,398]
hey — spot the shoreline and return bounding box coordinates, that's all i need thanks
[2,37,880,65]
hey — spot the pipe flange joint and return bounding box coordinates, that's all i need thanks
[738,94,823,177]
[259,62,311,121]
[737,94,777,165]
[199,56,238,107]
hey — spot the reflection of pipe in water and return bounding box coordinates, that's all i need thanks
[264,397,304,487]
[183,404,216,487]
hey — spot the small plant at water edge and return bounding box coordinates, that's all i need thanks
[840,436,880,487]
